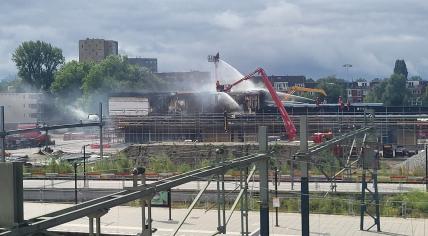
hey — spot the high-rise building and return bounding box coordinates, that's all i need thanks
[128,57,158,73]
[79,38,118,62]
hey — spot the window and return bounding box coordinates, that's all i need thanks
[29,113,39,118]
[273,82,288,91]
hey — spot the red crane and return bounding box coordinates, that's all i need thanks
[216,67,297,140]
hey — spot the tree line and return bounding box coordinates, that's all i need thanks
[3,40,428,109]
[6,40,165,113]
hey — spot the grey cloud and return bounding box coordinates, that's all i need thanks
[0,0,427,80]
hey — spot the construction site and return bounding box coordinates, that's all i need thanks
[0,54,428,236]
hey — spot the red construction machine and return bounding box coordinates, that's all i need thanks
[5,124,54,149]
[216,67,297,140]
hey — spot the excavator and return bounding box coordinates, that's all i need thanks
[216,67,336,143]
[216,67,297,140]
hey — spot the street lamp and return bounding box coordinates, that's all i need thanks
[343,64,353,82]
[73,162,78,204]
[82,145,90,188]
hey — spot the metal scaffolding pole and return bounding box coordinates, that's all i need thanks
[257,126,269,236]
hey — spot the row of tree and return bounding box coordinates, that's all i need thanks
[5,40,428,109]
[8,41,164,112]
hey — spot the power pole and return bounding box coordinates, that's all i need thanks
[360,137,381,232]
[274,167,279,227]
[74,162,78,204]
[257,126,269,236]
[299,116,310,236]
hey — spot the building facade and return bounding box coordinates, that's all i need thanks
[406,80,427,106]
[346,81,370,103]
[128,58,158,73]
[252,75,306,92]
[79,38,118,62]
[0,93,43,128]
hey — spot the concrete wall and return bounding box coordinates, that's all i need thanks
[0,163,23,228]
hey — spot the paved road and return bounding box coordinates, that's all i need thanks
[24,202,428,236]
[23,179,425,193]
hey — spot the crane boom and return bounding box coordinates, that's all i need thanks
[216,68,297,140]
[284,86,327,101]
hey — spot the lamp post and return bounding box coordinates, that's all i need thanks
[83,145,89,188]
[274,167,279,227]
[73,162,78,204]
[343,64,352,82]
[425,145,427,192]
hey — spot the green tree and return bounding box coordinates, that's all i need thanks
[81,55,163,110]
[382,74,409,106]
[316,76,347,103]
[366,74,410,106]
[409,75,422,81]
[394,59,408,79]
[51,61,93,101]
[12,41,64,91]
[365,79,387,103]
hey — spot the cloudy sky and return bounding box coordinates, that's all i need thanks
[1,0,428,80]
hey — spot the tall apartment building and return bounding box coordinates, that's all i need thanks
[128,57,158,73]
[79,38,118,62]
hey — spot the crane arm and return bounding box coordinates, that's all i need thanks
[216,68,297,140]
[289,86,327,96]
[284,86,327,100]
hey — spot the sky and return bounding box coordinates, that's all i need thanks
[1,0,428,80]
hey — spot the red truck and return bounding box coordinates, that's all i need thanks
[5,124,54,149]
[311,131,333,144]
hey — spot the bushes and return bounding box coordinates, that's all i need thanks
[147,154,176,173]
[92,157,132,174]
[45,158,72,173]
[386,191,428,217]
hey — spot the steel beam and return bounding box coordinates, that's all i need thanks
[306,127,372,155]
[226,165,256,225]
[5,122,102,136]
[1,153,266,236]
[172,176,213,236]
